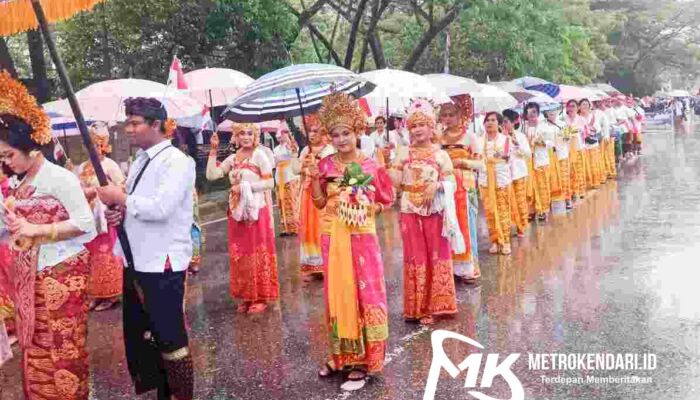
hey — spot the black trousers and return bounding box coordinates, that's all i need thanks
[123,267,189,397]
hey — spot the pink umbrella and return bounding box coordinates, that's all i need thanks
[555,85,601,102]
[44,79,205,123]
[183,68,254,107]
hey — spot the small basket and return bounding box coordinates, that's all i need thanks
[338,199,373,227]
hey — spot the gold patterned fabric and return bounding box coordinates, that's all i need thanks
[512,178,529,235]
[23,251,90,400]
[481,187,512,245]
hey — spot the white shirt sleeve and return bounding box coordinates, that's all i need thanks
[51,169,96,237]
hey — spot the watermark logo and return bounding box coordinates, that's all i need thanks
[424,329,524,400]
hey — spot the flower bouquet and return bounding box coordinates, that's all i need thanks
[561,125,578,141]
[337,162,375,227]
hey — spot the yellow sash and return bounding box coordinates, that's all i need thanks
[327,216,376,340]
[276,160,291,223]
[486,159,504,244]
[548,148,563,201]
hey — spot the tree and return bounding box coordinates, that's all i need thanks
[419,0,612,83]
[0,37,17,77]
[402,0,468,71]
[57,0,299,89]
[27,29,50,102]
[596,0,700,94]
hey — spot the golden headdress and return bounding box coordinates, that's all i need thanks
[318,91,366,135]
[406,98,436,130]
[164,118,177,139]
[0,71,51,145]
[89,122,112,154]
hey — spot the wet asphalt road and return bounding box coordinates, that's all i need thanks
[2,124,700,400]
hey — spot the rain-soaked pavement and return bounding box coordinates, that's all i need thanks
[2,124,700,400]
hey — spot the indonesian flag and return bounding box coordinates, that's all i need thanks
[52,137,66,161]
[167,56,188,90]
[200,105,213,131]
[357,97,372,117]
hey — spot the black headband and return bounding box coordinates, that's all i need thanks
[124,97,167,121]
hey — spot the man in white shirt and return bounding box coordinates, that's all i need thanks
[97,98,196,400]
[359,117,380,160]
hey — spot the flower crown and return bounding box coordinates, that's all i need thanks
[406,98,437,129]
[0,71,51,145]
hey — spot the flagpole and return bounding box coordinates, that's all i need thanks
[208,89,216,129]
[444,31,450,74]
[30,0,137,268]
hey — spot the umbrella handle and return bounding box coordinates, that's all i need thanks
[295,88,308,151]
[31,0,136,269]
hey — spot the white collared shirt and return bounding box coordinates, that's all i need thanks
[509,132,531,180]
[1,160,96,271]
[117,140,195,273]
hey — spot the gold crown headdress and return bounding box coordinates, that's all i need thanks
[0,71,51,145]
[318,91,366,135]
[164,118,177,139]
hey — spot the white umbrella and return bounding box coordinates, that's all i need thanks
[423,73,481,97]
[360,68,451,116]
[44,79,205,126]
[668,89,691,97]
[472,84,518,113]
[491,81,523,93]
[183,68,254,107]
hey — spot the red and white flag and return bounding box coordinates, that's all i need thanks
[167,56,188,90]
[200,105,213,131]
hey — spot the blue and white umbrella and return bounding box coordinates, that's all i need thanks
[223,63,376,123]
[46,111,95,137]
[512,76,560,98]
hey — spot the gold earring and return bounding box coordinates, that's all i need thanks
[29,150,40,158]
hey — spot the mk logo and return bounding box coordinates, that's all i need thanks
[423,330,524,400]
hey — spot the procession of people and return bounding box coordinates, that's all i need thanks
[0,65,650,399]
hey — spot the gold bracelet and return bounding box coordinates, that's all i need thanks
[49,223,58,241]
[311,193,324,201]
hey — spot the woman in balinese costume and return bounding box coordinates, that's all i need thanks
[578,98,604,189]
[564,100,587,201]
[477,112,514,255]
[523,102,554,221]
[544,109,574,210]
[597,99,617,180]
[75,122,125,311]
[168,121,204,274]
[0,72,96,400]
[207,123,279,314]
[273,122,301,236]
[626,97,644,156]
[295,114,335,279]
[438,99,481,282]
[502,109,531,237]
[309,92,394,391]
[390,99,458,324]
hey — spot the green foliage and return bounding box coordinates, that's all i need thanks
[55,0,299,90]
[433,0,614,83]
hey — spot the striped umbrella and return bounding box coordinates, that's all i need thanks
[513,76,561,98]
[223,63,375,124]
